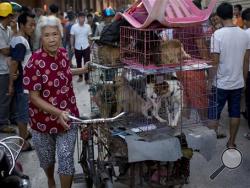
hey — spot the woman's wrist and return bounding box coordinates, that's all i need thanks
[55,109,63,117]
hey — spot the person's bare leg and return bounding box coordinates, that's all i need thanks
[198,109,207,121]
[18,123,27,139]
[207,119,219,132]
[44,165,56,188]
[60,175,73,188]
[228,117,240,147]
[18,122,30,149]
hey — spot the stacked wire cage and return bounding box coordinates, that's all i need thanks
[89,40,123,117]
[90,26,218,128]
[119,25,217,129]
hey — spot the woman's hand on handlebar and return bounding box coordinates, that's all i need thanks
[58,111,70,131]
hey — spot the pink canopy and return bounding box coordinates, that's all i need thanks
[115,0,217,28]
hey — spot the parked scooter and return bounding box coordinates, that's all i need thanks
[0,136,30,188]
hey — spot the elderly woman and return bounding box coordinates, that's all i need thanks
[23,16,88,188]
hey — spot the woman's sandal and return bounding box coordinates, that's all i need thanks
[25,131,32,141]
[21,141,34,152]
[226,142,237,149]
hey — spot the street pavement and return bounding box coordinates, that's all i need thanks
[1,76,250,188]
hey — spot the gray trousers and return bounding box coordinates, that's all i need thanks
[0,74,11,125]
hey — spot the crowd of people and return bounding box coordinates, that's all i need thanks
[1,0,250,188]
[0,3,115,133]
[0,2,113,188]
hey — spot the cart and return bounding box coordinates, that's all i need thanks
[72,112,196,188]
[73,11,217,188]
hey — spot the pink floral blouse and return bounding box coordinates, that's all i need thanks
[23,48,79,133]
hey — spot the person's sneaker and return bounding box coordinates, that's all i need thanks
[77,77,83,82]
[25,131,32,141]
[216,133,226,139]
[85,80,90,85]
[241,111,248,120]
[21,141,34,152]
[216,125,226,139]
[243,132,250,140]
[0,126,16,134]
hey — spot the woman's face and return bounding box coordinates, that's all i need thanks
[41,26,61,56]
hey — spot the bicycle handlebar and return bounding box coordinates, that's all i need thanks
[68,112,125,125]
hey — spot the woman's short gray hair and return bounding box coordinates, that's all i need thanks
[36,15,63,40]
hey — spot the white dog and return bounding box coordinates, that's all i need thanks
[144,79,182,127]
[164,80,183,127]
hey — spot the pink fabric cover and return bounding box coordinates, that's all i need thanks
[115,0,217,28]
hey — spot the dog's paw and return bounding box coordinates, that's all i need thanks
[146,116,153,120]
[156,117,167,123]
[169,122,178,127]
[160,120,167,123]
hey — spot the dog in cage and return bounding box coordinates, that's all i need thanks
[91,81,119,118]
[160,39,191,65]
[145,79,168,123]
[122,29,162,66]
[145,75,183,127]
[114,73,183,127]
[115,74,147,115]
[97,45,120,66]
[164,79,183,127]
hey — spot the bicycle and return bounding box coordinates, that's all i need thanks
[69,112,125,188]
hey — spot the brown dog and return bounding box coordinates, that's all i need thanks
[115,75,147,115]
[161,39,190,65]
[92,83,118,118]
[98,45,120,66]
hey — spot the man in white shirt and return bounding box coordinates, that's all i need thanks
[9,12,35,151]
[209,2,250,148]
[70,12,92,83]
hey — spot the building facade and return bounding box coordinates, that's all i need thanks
[66,0,128,12]
[14,0,65,12]
[10,0,250,13]
[11,0,136,12]
[217,0,250,8]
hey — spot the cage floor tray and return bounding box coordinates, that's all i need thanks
[123,58,212,73]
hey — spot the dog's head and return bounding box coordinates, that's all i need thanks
[99,45,120,65]
[161,39,182,64]
[154,81,170,96]
[114,75,125,88]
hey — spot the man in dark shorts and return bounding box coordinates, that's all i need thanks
[8,12,36,151]
[209,2,250,148]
